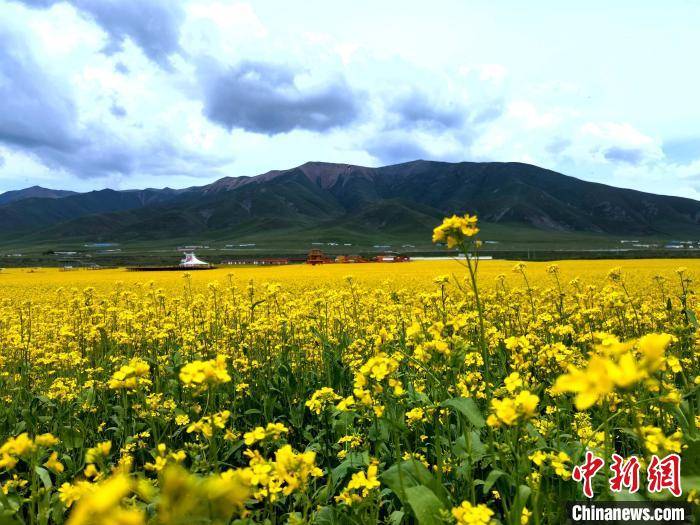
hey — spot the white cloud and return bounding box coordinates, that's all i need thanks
[576,122,664,165]
[478,64,507,83]
[507,101,560,129]
[182,1,267,58]
[581,122,655,148]
[0,0,696,201]
[335,42,361,65]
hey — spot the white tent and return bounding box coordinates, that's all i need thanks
[180,252,210,267]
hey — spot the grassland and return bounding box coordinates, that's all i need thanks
[2,216,698,269]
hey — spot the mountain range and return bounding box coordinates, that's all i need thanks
[1,160,699,245]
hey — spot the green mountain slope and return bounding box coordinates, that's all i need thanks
[1,160,699,244]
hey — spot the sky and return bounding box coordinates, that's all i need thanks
[0,0,698,198]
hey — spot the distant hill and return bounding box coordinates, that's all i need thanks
[1,160,699,244]
[0,188,186,234]
[0,185,76,206]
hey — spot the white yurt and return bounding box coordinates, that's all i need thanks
[180,252,210,267]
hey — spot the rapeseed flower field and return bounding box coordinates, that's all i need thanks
[0,217,698,524]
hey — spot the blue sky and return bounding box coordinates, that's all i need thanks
[0,0,698,197]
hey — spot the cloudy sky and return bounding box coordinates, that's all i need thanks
[0,0,698,197]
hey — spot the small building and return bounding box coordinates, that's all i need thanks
[307,249,333,265]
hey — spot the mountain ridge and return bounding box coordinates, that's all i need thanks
[0,185,77,206]
[1,160,699,243]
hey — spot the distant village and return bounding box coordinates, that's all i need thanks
[224,249,410,267]
[4,237,700,270]
[130,249,413,271]
[40,243,417,272]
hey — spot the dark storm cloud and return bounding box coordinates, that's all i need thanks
[388,90,466,129]
[364,134,431,165]
[603,146,645,165]
[110,104,127,118]
[663,137,700,164]
[71,0,185,67]
[12,0,61,6]
[39,129,230,178]
[0,29,81,153]
[546,137,571,156]
[114,62,129,74]
[471,103,503,124]
[201,61,362,135]
[387,90,502,130]
[11,0,184,67]
[0,29,226,178]
[366,87,499,165]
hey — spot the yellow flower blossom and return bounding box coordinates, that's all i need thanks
[432,214,480,248]
[179,356,231,389]
[452,500,494,525]
[335,462,380,505]
[108,358,151,390]
[305,387,341,415]
[243,422,289,446]
[44,451,65,474]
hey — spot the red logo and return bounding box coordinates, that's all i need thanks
[609,454,640,493]
[647,454,681,497]
[572,451,605,498]
[571,452,682,498]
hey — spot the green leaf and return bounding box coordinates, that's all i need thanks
[332,411,357,436]
[469,432,486,458]
[0,510,23,525]
[441,397,485,428]
[681,439,700,476]
[482,469,506,495]
[381,459,449,507]
[0,486,20,513]
[405,486,446,525]
[60,425,84,450]
[312,506,338,525]
[34,466,53,490]
[681,476,700,493]
[454,431,486,462]
[330,451,369,486]
[509,485,531,525]
[671,403,691,435]
[389,510,405,525]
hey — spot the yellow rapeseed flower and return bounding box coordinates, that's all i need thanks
[179,355,231,390]
[451,500,494,525]
[432,214,479,248]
